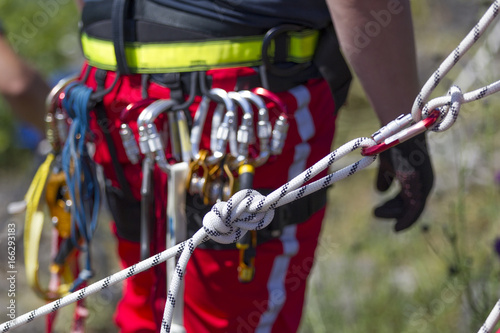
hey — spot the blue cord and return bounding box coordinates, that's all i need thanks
[61,83,100,290]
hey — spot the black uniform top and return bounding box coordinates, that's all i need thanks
[81,0,351,105]
[149,0,332,29]
[81,0,333,39]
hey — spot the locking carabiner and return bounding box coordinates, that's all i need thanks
[228,91,255,166]
[119,98,157,164]
[137,99,177,173]
[252,87,290,156]
[238,90,272,167]
[361,109,440,156]
[45,75,78,153]
[209,88,237,164]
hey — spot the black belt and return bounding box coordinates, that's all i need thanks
[186,187,329,250]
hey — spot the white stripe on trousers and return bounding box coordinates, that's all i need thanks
[255,85,315,333]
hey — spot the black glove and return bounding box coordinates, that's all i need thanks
[374,133,434,232]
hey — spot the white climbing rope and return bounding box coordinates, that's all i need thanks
[0,137,377,333]
[412,0,500,122]
[0,242,184,332]
[3,1,500,332]
[160,137,377,332]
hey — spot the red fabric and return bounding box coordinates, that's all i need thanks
[81,64,337,332]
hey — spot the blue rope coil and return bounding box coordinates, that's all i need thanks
[61,82,100,290]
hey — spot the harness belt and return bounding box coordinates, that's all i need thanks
[105,184,329,246]
[81,30,319,74]
[186,187,329,250]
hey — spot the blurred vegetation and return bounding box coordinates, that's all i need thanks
[301,1,500,332]
[0,0,80,168]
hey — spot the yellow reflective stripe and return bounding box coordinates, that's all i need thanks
[127,37,263,72]
[81,34,117,70]
[81,30,318,73]
[287,30,319,62]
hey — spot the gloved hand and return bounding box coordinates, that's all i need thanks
[374,133,434,232]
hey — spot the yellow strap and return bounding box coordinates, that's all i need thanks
[81,30,319,73]
[24,154,73,300]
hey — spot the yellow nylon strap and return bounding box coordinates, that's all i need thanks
[81,30,319,73]
[24,154,73,301]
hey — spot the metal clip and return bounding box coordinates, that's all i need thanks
[45,75,78,153]
[252,87,289,156]
[119,98,157,164]
[361,109,440,156]
[204,158,235,204]
[137,99,177,173]
[228,91,255,165]
[186,150,210,198]
[210,89,237,164]
[239,90,272,167]
[236,230,257,283]
[119,124,140,164]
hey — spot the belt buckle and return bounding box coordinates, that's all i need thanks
[261,24,312,78]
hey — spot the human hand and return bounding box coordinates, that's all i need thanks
[374,133,434,232]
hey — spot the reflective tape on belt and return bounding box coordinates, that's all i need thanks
[80,29,319,73]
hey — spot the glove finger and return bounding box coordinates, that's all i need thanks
[376,151,395,192]
[394,202,425,232]
[374,195,405,219]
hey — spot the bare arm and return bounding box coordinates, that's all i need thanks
[326,0,420,124]
[327,1,434,231]
[0,34,50,132]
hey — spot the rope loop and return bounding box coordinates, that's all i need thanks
[202,189,275,244]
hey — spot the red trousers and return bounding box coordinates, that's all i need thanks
[83,65,337,332]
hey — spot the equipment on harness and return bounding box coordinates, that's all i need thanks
[23,76,98,332]
[235,163,257,283]
[119,98,157,164]
[61,82,100,291]
[228,91,255,167]
[252,87,290,156]
[137,99,177,259]
[238,90,272,167]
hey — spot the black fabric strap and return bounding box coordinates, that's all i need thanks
[112,0,131,75]
[313,24,352,108]
[187,186,330,250]
[94,102,136,202]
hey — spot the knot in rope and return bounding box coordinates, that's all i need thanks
[422,85,464,132]
[202,189,275,244]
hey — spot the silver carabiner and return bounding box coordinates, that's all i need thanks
[45,75,78,153]
[209,88,236,164]
[190,95,211,161]
[228,91,255,165]
[210,103,225,154]
[137,99,177,173]
[238,90,272,167]
[252,87,289,156]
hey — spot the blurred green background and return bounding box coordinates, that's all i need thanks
[0,0,500,332]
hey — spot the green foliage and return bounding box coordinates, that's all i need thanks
[0,0,80,75]
[0,0,80,168]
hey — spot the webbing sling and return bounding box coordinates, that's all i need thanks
[81,30,320,73]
